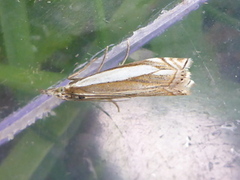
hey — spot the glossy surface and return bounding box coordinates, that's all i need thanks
[0,0,239,179]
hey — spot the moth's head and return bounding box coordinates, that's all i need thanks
[41,86,66,99]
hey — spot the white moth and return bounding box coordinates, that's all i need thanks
[41,57,194,102]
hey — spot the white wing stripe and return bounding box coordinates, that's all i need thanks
[74,65,159,87]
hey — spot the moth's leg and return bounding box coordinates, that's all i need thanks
[97,46,109,73]
[94,103,113,119]
[97,40,130,71]
[68,46,109,80]
[108,99,120,112]
[120,40,130,66]
[68,57,100,80]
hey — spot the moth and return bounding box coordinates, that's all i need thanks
[41,55,194,103]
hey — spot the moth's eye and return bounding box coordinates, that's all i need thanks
[57,87,64,92]
[78,95,85,99]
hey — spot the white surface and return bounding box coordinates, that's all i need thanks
[88,96,240,180]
